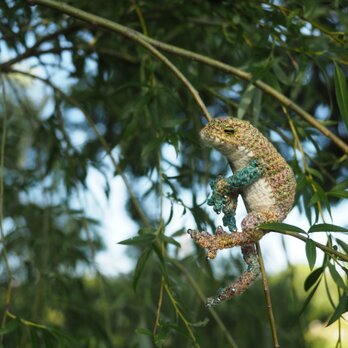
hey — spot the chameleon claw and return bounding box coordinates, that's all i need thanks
[206,249,217,260]
[215,225,224,235]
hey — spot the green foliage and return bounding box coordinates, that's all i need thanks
[0,0,348,347]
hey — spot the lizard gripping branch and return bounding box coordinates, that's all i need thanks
[188,117,296,307]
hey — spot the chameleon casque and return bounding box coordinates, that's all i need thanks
[188,117,296,307]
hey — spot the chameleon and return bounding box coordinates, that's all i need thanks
[187,117,296,307]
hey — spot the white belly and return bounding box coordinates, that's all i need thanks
[243,178,276,212]
[226,147,276,212]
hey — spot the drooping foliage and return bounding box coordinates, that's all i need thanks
[0,0,348,347]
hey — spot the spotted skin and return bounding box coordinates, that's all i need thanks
[188,117,296,307]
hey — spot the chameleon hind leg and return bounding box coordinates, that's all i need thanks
[188,209,279,306]
[206,244,259,307]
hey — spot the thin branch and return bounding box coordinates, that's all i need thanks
[171,258,239,348]
[272,230,348,262]
[26,0,348,153]
[256,243,279,348]
[27,0,211,122]
[0,75,14,338]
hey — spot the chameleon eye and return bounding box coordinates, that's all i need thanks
[224,127,235,134]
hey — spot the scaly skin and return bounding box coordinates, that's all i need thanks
[188,117,296,307]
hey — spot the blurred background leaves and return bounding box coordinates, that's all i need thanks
[0,0,348,347]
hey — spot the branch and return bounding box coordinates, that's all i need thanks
[256,244,279,348]
[26,0,211,122]
[272,230,348,262]
[26,0,348,153]
[171,258,239,348]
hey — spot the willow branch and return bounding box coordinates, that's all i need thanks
[27,0,348,153]
[27,0,211,122]
[171,258,239,348]
[272,230,348,262]
[256,244,279,348]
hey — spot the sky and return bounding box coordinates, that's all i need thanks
[85,151,348,277]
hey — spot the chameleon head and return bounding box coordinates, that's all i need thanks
[200,117,255,155]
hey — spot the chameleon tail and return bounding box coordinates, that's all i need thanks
[206,244,260,307]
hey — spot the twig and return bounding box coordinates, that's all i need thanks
[171,258,239,348]
[26,0,348,153]
[256,243,279,348]
[27,0,211,122]
[0,75,14,339]
[273,230,348,262]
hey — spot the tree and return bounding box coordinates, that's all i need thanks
[0,0,348,347]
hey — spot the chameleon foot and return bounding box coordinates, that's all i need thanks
[187,226,235,259]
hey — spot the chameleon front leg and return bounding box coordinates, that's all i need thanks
[206,159,263,232]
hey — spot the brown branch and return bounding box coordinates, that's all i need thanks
[272,230,348,262]
[256,244,279,348]
[26,0,348,153]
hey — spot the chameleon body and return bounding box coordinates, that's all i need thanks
[188,117,296,307]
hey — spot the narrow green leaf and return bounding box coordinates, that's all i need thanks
[330,180,348,192]
[306,168,324,182]
[162,235,181,248]
[299,281,321,317]
[327,262,347,290]
[170,229,186,238]
[136,327,153,336]
[306,239,317,270]
[336,239,348,254]
[237,84,255,119]
[326,294,348,326]
[252,88,262,120]
[334,63,348,131]
[165,202,174,226]
[30,328,40,347]
[0,319,19,336]
[259,222,306,234]
[304,267,324,291]
[118,234,156,246]
[308,223,348,233]
[327,190,348,199]
[272,61,290,85]
[133,248,152,290]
